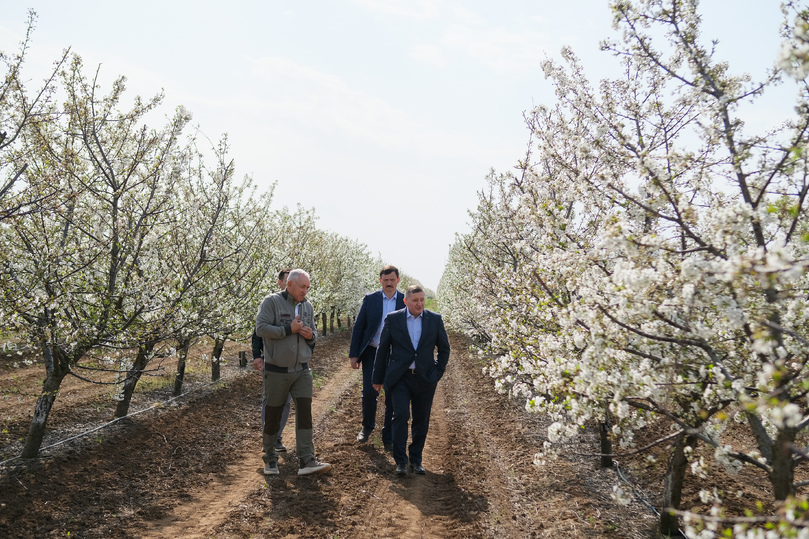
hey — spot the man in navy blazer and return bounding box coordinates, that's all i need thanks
[372,285,450,476]
[349,265,406,448]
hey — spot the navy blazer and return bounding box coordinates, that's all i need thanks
[349,290,406,358]
[372,308,451,391]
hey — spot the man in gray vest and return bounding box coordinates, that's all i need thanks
[256,269,331,476]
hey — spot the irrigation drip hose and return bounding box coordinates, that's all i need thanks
[613,459,687,538]
[0,368,247,469]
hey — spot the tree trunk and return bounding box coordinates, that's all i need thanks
[22,382,63,458]
[321,312,328,336]
[770,428,797,500]
[599,420,613,468]
[746,411,773,463]
[747,406,796,500]
[660,434,696,536]
[114,343,154,418]
[21,341,71,458]
[172,338,192,397]
[329,308,335,333]
[337,310,342,329]
[211,337,225,382]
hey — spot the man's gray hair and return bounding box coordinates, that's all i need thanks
[287,268,310,283]
[405,285,424,298]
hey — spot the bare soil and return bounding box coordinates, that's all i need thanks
[2,329,770,538]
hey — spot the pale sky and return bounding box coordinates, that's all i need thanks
[1,1,789,291]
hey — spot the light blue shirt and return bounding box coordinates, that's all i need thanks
[370,291,399,348]
[406,309,422,368]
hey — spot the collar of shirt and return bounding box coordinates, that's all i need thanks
[382,289,397,301]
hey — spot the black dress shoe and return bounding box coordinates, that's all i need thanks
[409,463,426,475]
[357,429,371,443]
[395,464,407,476]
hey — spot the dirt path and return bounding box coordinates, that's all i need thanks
[0,331,658,538]
[209,333,657,538]
[138,348,363,539]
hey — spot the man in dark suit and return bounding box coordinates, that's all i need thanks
[372,285,451,476]
[349,265,405,449]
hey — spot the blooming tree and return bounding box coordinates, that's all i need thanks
[0,10,67,223]
[109,133,269,414]
[189,149,280,385]
[0,53,190,457]
[265,205,381,333]
[305,231,378,333]
[441,0,809,535]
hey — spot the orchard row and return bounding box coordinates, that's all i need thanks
[439,2,809,537]
[0,12,419,463]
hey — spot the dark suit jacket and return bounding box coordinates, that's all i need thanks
[372,308,451,391]
[349,290,405,359]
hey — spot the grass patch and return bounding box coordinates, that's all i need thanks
[313,371,324,390]
[135,373,174,394]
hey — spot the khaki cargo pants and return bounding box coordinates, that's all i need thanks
[262,366,314,465]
